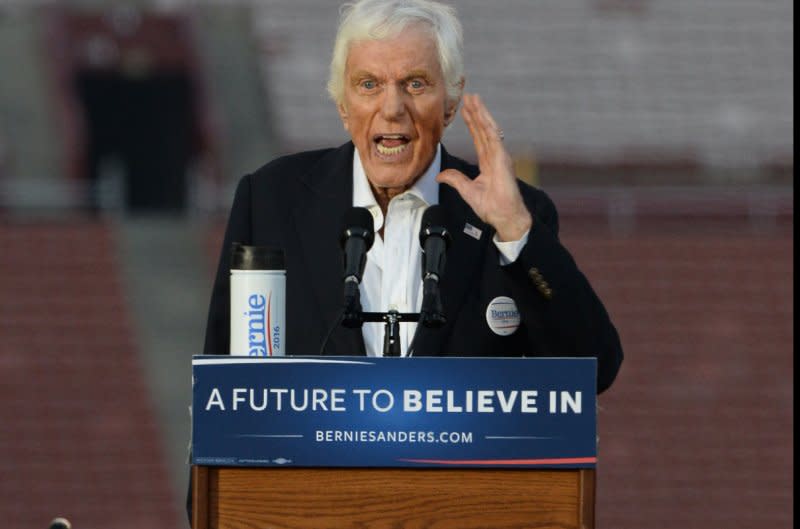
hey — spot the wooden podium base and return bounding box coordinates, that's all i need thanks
[192,465,595,529]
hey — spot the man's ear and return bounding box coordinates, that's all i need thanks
[337,102,350,131]
[444,78,465,126]
[444,101,459,126]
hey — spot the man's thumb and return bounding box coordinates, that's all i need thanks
[436,169,471,197]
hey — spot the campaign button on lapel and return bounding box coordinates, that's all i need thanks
[486,296,521,336]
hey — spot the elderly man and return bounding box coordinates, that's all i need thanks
[203,0,622,393]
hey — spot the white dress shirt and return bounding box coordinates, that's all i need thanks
[352,145,529,357]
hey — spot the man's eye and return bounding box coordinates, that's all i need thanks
[408,80,424,90]
[361,80,377,90]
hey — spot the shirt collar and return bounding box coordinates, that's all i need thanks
[352,144,441,230]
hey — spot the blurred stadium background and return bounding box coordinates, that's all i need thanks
[0,0,792,528]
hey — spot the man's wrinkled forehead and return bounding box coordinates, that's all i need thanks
[343,28,443,77]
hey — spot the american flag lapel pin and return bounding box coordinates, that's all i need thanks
[463,222,482,240]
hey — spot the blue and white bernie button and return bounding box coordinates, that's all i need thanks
[485,296,521,336]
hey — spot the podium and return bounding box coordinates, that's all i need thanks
[192,466,594,528]
[191,356,597,529]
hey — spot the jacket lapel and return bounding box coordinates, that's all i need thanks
[412,147,491,355]
[290,142,367,356]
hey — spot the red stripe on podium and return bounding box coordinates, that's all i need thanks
[397,457,597,465]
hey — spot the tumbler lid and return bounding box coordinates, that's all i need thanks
[230,243,285,270]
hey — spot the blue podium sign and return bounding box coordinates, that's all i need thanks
[192,356,597,469]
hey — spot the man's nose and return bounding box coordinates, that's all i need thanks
[380,85,406,121]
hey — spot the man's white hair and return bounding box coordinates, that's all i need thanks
[327,0,464,105]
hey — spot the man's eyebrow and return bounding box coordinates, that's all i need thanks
[349,69,377,81]
[404,69,433,80]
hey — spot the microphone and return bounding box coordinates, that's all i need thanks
[48,518,72,529]
[340,207,375,328]
[418,205,451,328]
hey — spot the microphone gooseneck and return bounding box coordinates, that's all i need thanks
[339,207,375,328]
[418,205,451,328]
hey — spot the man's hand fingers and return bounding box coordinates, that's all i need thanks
[465,94,501,148]
[461,95,488,159]
[437,169,477,204]
[462,94,507,173]
[473,94,503,145]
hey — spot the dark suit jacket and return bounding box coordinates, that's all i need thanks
[203,142,622,393]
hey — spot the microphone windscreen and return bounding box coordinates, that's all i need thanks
[421,204,447,230]
[342,206,374,232]
[340,207,375,249]
[419,205,451,249]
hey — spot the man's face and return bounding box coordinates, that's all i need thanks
[337,25,459,193]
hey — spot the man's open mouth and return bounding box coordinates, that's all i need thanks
[374,134,411,156]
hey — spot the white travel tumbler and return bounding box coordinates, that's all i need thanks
[229,243,286,356]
